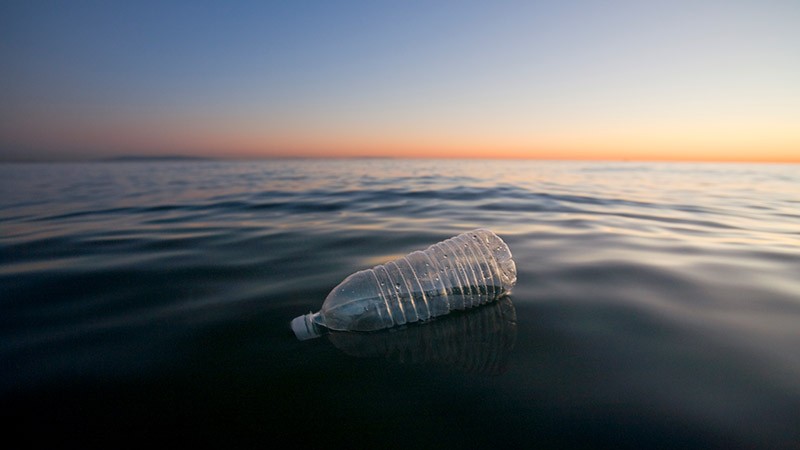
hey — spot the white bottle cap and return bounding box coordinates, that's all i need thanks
[291,312,323,340]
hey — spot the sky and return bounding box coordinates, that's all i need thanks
[1,0,798,162]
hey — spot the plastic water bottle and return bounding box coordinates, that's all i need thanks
[291,228,516,340]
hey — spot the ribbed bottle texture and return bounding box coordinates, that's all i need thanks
[293,229,516,337]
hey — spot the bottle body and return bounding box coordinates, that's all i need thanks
[310,229,516,333]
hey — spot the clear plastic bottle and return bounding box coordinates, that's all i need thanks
[291,229,516,340]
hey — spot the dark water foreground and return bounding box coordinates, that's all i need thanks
[1,160,799,448]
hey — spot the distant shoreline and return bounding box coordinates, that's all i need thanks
[99,155,214,162]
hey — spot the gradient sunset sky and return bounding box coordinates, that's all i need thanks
[1,1,798,162]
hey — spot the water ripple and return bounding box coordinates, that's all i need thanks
[1,160,799,448]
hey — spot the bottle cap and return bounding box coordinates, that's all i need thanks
[291,312,323,340]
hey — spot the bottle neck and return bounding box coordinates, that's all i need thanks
[291,311,325,340]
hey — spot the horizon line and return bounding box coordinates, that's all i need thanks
[1,154,798,165]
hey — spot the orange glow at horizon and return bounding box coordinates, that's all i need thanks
[4,103,798,163]
[8,130,798,164]
[18,122,796,163]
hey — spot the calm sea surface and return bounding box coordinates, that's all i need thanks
[2,160,799,448]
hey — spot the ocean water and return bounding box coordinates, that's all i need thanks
[1,159,799,448]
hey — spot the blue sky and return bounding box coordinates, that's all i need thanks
[2,0,798,161]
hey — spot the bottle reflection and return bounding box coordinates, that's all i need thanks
[327,296,517,375]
